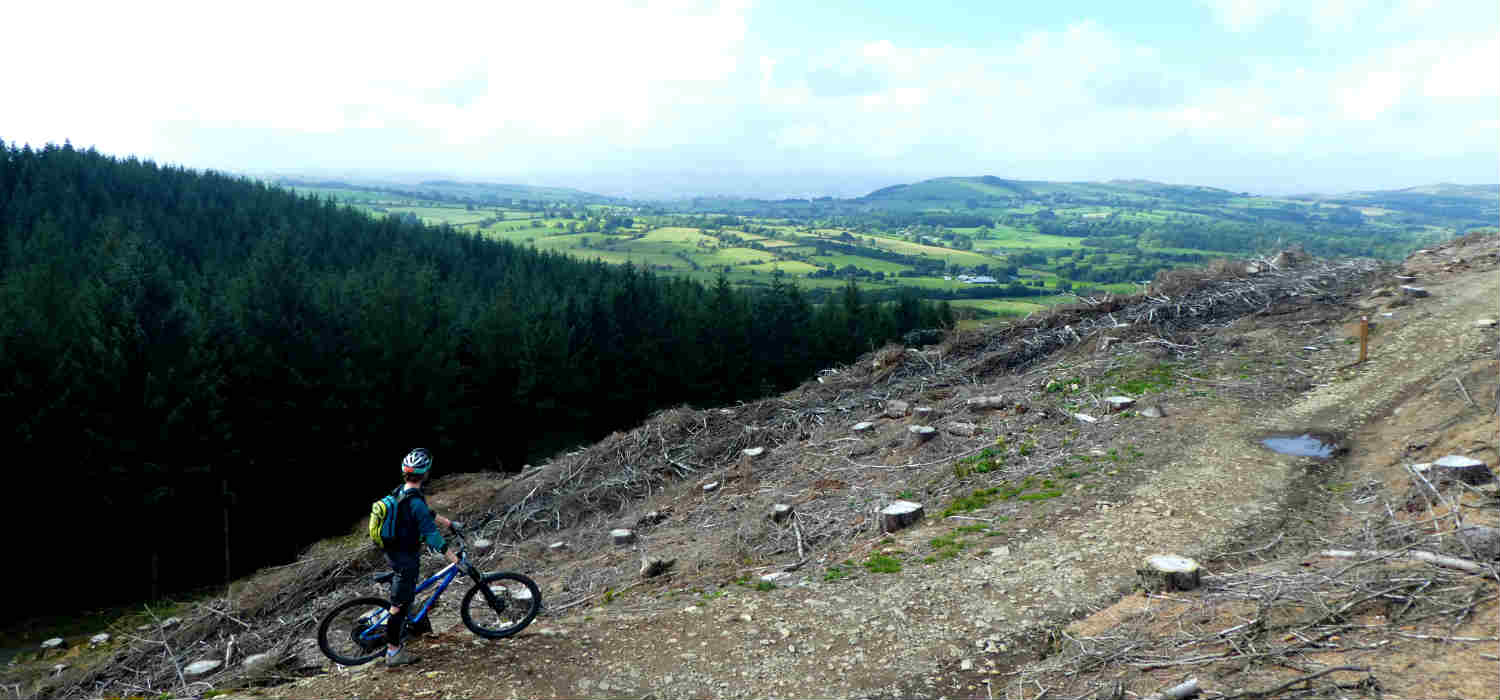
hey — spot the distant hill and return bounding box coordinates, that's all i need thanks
[274,176,614,204]
[859,176,1239,208]
[1291,183,1499,221]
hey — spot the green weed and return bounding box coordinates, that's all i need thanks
[864,554,902,574]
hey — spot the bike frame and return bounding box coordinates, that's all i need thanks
[355,556,474,647]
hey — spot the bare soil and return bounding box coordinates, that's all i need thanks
[13,235,1498,700]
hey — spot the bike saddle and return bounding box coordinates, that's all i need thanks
[373,571,395,584]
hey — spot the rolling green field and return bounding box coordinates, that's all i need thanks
[279,175,1490,324]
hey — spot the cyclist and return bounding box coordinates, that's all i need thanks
[382,448,461,668]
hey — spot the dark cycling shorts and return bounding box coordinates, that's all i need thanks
[385,550,420,608]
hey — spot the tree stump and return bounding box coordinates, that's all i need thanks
[770,504,794,523]
[909,425,937,443]
[40,638,66,658]
[1137,554,1201,592]
[610,529,636,546]
[1431,455,1494,485]
[881,500,924,532]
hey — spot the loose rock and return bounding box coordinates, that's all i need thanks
[242,652,276,671]
[1475,318,1497,328]
[1139,405,1166,418]
[742,446,765,459]
[909,425,937,442]
[770,504,794,523]
[852,421,875,432]
[1399,285,1429,298]
[1105,396,1135,412]
[640,557,676,578]
[610,528,636,546]
[88,633,109,648]
[702,481,720,493]
[549,541,568,551]
[884,400,910,418]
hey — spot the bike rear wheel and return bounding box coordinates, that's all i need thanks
[460,572,541,639]
[317,596,392,666]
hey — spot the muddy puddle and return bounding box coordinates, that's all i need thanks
[1259,431,1343,458]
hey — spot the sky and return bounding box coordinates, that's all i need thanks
[3,0,1497,199]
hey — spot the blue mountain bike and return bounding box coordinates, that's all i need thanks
[316,514,542,665]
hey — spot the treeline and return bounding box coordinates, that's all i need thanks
[0,141,948,620]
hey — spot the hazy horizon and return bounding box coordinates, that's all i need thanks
[6,0,1496,200]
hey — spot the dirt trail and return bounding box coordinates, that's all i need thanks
[254,239,1500,700]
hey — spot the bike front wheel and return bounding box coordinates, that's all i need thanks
[461,572,541,639]
[317,596,392,666]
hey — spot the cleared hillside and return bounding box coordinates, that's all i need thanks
[16,232,1499,699]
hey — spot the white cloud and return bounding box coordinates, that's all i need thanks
[1201,0,1371,31]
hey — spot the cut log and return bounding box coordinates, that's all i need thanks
[908,425,937,443]
[965,396,1006,411]
[881,500,924,532]
[1144,677,1200,700]
[1431,455,1494,485]
[184,659,223,679]
[610,528,636,546]
[770,503,794,523]
[1137,554,1201,592]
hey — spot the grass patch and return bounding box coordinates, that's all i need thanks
[823,560,855,582]
[863,554,902,574]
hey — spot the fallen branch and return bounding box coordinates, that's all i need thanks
[1217,666,1368,699]
[1318,549,1492,575]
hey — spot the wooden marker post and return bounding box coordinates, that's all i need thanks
[1358,316,1369,364]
